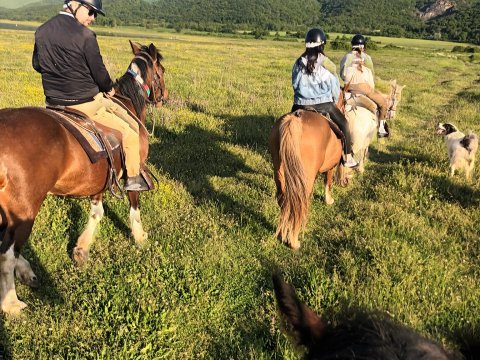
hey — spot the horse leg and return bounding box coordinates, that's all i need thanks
[450,165,456,178]
[324,169,335,205]
[73,194,104,266]
[0,218,35,314]
[357,148,367,173]
[15,254,38,288]
[128,191,148,246]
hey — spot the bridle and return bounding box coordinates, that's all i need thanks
[126,50,166,106]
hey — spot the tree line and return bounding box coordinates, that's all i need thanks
[0,0,479,44]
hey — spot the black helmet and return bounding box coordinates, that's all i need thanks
[351,34,366,47]
[65,0,105,16]
[305,28,327,48]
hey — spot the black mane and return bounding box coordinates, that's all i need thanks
[115,73,146,119]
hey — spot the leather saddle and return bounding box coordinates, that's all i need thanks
[294,108,346,148]
[46,105,126,196]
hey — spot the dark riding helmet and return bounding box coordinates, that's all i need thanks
[65,0,105,16]
[351,34,366,47]
[305,28,327,48]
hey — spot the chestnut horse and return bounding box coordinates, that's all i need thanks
[0,40,167,314]
[269,97,345,250]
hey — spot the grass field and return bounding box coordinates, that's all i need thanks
[0,27,479,359]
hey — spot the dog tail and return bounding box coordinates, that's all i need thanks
[460,132,479,155]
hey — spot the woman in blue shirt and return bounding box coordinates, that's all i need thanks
[292,28,358,168]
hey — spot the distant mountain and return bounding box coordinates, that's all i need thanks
[0,0,56,9]
[1,0,479,44]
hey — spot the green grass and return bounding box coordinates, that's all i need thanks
[0,28,479,359]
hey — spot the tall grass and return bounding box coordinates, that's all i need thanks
[0,28,479,359]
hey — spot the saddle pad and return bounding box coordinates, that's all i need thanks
[44,108,108,163]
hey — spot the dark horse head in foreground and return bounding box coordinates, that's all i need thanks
[273,273,471,359]
[0,40,167,314]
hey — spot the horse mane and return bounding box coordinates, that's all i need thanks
[116,74,146,118]
[115,45,164,117]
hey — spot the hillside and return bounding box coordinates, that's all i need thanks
[0,0,37,9]
[1,0,479,44]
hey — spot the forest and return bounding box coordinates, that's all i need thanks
[0,0,479,44]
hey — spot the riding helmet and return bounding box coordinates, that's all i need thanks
[65,0,105,16]
[351,34,366,47]
[305,28,327,48]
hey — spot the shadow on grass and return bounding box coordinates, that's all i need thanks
[430,175,480,208]
[21,244,65,307]
[219,113,275,154]
[0,321,10,360]
[368,143,437,166]
[150,120,275,231]
[66,200,86,256]
[202,255,281,357]
[451,322,480,360]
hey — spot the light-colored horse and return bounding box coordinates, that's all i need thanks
[343,80,405,174]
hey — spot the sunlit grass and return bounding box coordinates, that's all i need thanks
[0,28,479,359]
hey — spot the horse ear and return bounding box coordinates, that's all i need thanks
[129,40,142,55]
[272,273,326,347]
[148,43,158,61]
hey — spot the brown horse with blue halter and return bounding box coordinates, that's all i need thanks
[0,40,167,314]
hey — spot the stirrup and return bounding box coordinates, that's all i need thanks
[125,175,150,192]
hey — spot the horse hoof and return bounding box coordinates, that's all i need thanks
[325,197,335,205]
[134,231,149,248]
[72,247,89,266]
[289,241,301,250]
[2,300,27,315]
[15,272,39,288]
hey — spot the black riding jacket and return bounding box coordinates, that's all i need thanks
[32,12,114,105]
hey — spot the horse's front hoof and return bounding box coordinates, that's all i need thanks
[15,271,39,288]
[279,237,301,250]
[133,230,149,248]
[325,197,335,205]
[72,247,89,266]
[289,241,301,250]
[2,299,27,315]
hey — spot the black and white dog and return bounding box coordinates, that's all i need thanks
[436,123,478,180]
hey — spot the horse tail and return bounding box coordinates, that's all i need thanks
[276,113,308,248]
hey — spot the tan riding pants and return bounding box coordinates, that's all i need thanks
[349,83,388,120]
[69,93,141,177]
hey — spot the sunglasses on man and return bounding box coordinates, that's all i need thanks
[81,4,98,18]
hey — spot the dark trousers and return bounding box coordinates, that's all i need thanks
[292,102,353,154]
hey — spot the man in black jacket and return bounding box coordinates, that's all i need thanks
[33,0,150,191]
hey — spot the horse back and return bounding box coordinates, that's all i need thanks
[295,111,342,173]
[0,107,111,196]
